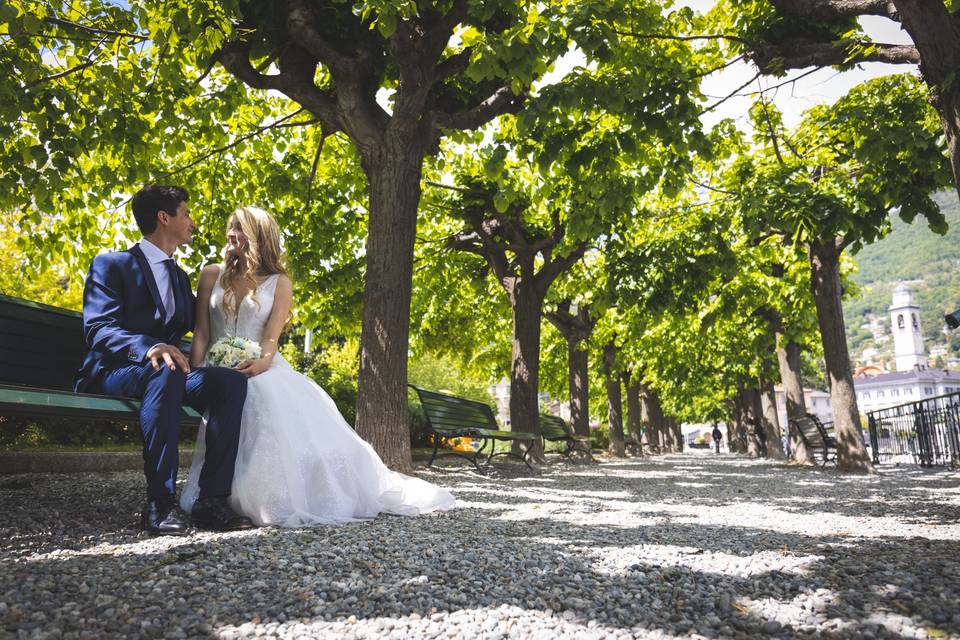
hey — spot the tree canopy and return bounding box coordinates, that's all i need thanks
[5,0,958,474]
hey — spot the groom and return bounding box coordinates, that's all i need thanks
[75,185,253,535]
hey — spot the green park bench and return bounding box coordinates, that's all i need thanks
[538,412,593,461]
[790,413,837,466]
[0,294,202,431]
[409,385,537,470]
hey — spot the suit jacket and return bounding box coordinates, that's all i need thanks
[74,244,195,392]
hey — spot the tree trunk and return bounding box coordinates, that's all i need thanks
[355,141,424,472]
[567,338,590,438]
[640,385,661,453]
[648,387,668,452]
[742,388,762,457]
[939,85,960,203]
[660,412,677,452]
[624,370,643,456]
[727,399,738,453]
[731,392,749,454]
[808,239,875,473]
[759,375,785,460]
[890,0,960,201]
[727,391,747,453]
[509,282,546,463]
[603,343,626,457]
[546,304,592,456]
[776,336,815,464]
[668,417,683,453]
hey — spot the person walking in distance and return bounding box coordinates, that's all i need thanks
[711,423,723,454]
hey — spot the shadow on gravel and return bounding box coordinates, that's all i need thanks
[2,457,958,639]
[3,515,957,638]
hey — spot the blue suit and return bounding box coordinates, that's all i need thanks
[76,245,247,500]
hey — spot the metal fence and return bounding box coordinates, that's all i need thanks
[865,391,960,467]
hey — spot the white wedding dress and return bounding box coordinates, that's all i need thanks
[181,273,456,526]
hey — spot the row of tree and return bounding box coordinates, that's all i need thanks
[4,1,956,474]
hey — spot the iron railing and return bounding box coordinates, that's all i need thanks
[865,391,960,467]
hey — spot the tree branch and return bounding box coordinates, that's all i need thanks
[698,71,761,115]
[537,243,589,294]
[448,223,514,283]
[428,0,470,58]
[218,39,283,91]
[690,178,735,195]
[218,38,344,134]
[448,230,486,254]
[768,0,899,21]
[752,39,920,72]
[425,180,485,194]
[693,54,746,79]
[23,58,96,89]
[285,0,352,74]
[305,129,329,209]
[155,110,313,180]
[432,85,525,130]
[43,17,148,42]
[435,49,473,81]
[613,29,754,47]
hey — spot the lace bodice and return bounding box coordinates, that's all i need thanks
[209,272,280,344]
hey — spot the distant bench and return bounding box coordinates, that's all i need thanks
[409,385,537,470]
[0,294,201,432]
[790,413,836,465]
[539,412,593,461]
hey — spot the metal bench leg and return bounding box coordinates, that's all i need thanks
[483,440,536,470]
[521,443,535,470]
[471,439,489,471]
[428,436,442,468]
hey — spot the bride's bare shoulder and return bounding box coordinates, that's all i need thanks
[197,264,222,292]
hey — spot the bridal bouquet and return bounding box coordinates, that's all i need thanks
[207,336,261,369]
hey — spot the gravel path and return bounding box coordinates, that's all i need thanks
[2,452,959,639]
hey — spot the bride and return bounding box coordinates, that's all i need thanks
[181,206,456,526]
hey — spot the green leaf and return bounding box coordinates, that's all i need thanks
[377,12,396,39]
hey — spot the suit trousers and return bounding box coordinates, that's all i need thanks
[93,364,247,500]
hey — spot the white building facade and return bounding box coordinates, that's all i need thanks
[854,369,960,413]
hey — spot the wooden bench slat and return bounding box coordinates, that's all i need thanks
[417,404,492,419]
[790,414,836,465]
[0,294,86,390]
[0,364,77,390]
[0,383,202,425]
[0,294,201,434]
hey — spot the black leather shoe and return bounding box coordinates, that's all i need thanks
[192,496,254,531]
[141,496,190,536]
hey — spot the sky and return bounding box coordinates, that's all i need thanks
[679,0,917,130]
[541,0,918,133]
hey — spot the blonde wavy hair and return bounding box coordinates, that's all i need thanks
[220,206,288,317]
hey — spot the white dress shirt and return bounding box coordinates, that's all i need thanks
[138,238,176,319]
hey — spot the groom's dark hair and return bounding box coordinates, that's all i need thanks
[131,185,189,234]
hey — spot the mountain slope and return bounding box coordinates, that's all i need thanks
[844,191,960,363]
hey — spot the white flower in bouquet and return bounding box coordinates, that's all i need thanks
[207,336,262,369]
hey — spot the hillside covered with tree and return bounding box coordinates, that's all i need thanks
[845,191,960,366]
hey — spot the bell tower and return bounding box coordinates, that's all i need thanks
[890,283,927,371]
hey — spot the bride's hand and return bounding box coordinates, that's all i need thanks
[236,357,270,378]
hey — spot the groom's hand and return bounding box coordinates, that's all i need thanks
[147,344,191,374]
